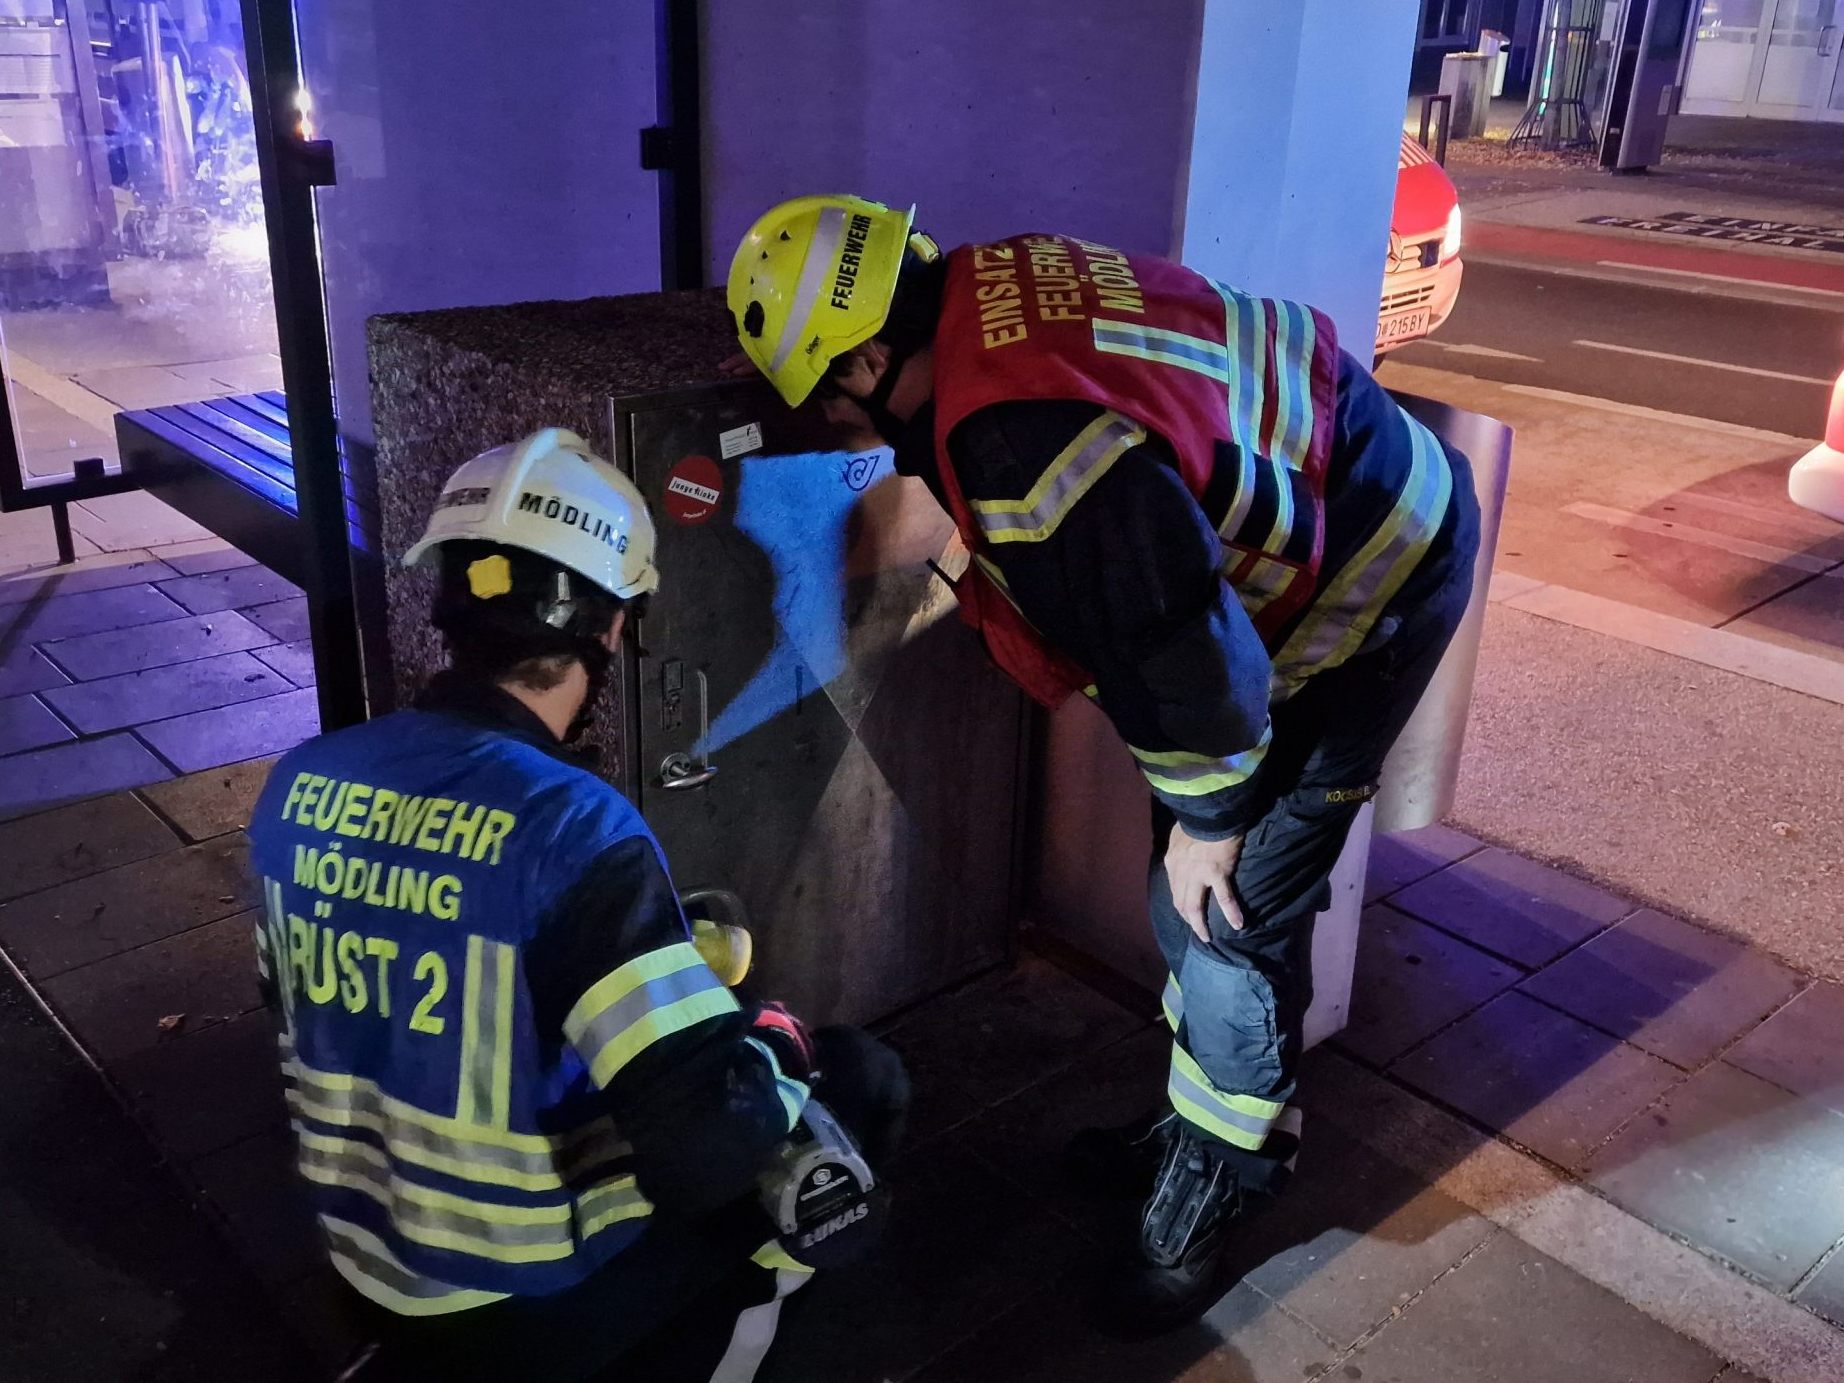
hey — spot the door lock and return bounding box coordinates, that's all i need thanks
[659,668,717,790]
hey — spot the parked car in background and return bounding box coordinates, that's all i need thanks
[1375,134,1464,362]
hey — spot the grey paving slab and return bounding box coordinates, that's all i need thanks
[1391,846,1633,968]
[137,687,319,774]
[1519,909,1806,1070]
[903,1279,1335,1383]
[0,962,314,1383]
[1452,604,1844,987]
[243,596,309,643]
[251,638,316,687]
[1711,1370,1770,1383]
[0,693,72,757]
[1391,990,1681,1172]
[1366,823,1484,903]
[0,734,172,823]
[1337,903,1523,1067]
[188,1130,320,1288]
[0,646,69,698]
[1343,1231,1722,1383]
[42,910,265,1063]
[882,954,1144,1119]
[156,565,302,616]
[139,757,277,843]
[759,1141,1090,1383]
[152,538,258,577]
[111,1010,288,1161]
[0,834,255,979]
[1797,1248,1844,1329]
[0,582,185,643]
[0,792,180,903]
[40,608,275,680]
[1724,981,1844,1119]
[0,555,177,607]
[1587,1062,1844,1291]
[951,1025,1168,1240]
[70,490,211,552]
[40,651,291,735]
[1237,1121,1496,1349]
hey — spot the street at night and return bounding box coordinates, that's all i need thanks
[7,6,1844,1381]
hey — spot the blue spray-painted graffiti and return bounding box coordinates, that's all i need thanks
[699,447,893,754]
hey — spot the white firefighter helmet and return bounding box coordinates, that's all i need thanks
[402,428,660,600]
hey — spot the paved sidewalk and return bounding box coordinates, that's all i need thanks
[0,746,1835,1379]
[0,523,321,821]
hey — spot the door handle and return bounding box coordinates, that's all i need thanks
[658,668,718,790]
[1822,25,1839,57]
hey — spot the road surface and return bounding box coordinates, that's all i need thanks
[1386,256,1844,436]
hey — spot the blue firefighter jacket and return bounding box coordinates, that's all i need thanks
[246,679,807,1315]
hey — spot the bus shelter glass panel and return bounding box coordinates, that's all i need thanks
[0,0,279,485]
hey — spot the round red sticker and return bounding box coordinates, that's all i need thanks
[663,455,723,525]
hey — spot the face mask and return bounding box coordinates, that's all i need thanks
[834,344,915,445]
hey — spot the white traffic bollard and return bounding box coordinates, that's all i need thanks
[1789,370,1844,525]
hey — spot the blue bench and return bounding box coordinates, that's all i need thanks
[114,392,376,585]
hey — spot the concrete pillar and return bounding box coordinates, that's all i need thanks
[1029,1,1420,1044]
[1179,0,1421,348]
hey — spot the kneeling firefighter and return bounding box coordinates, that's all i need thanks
[728,197,1480,1331]
[246,429,908,1382]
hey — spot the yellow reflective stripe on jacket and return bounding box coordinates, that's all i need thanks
[752,1240,818,1277]
[1167,1042,1286,1152]
[1129,726,1272,797]
[321,1215,509,1317]
[1161,975,1183,1033]
[970,411,1146,545]
[284,1052,629,1193]
[297,1126,577,1265]
[575,1172,652,1241]
[456,936,516,1129]
[564,942,741,1088]
[745,1035,812,1133]
[1271,408,1453,698]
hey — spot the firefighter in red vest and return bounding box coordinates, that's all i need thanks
[728,196,1479,1331]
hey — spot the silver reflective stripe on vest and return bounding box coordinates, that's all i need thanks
[321,1216,508,1317]
[1092,319,1231,381]
[298,1127,577,1265]
[284,1056,630,1192]
[457,936,516,1129]
[768,205,846,376]
[970,411,1145,545]
[1219,284,1269,461]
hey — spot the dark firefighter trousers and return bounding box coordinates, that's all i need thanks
[1149,530,1476,1186]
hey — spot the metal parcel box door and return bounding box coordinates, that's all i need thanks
[613,381,1026,1025]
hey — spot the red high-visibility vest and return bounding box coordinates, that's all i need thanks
[930,233,1340,708]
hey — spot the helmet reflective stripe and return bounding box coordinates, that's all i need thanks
[768,204,847,378]
[402,428,660,600]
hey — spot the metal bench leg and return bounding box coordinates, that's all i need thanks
[51,501,76,565]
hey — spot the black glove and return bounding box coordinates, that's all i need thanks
[811,1026,911,1167]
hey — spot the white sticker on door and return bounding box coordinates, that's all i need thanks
[719,421,764,460]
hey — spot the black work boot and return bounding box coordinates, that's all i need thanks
[1093,1110,1302,1336]
[1062,1109,1177,1198]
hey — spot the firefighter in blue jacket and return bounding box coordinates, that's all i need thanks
[729,197,1480,1332]
[247,429,905,1382]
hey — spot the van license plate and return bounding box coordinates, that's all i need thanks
[1376,308,1431,349]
